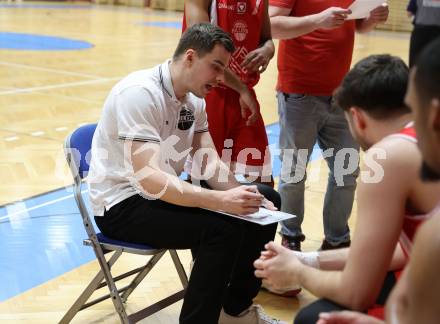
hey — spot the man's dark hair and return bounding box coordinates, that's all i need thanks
[414,36,440,107]
[334,54,410,119]
[173,23,235,59]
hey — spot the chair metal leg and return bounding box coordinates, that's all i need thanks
[110,285,130,324]
[169,250,189,288]
[120,251,166,302]
[59,250,123,324]
[93,250,130,324]
[59,268,105,324]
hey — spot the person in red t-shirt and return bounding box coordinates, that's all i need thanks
[183,0,275,186]
[268,0,389,251]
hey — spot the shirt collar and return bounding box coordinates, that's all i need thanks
[159,60,188,105]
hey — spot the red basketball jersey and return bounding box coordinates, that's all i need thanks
[183,0,264,87]
[368,123,419,320]
[392,123,431,257]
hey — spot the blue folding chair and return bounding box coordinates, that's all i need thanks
[60,123,188,324]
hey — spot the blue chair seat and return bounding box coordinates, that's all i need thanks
[96,232,157,251]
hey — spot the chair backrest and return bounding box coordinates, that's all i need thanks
[64,124,97,181]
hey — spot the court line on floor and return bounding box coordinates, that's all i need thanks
[0,189,88,221]
[0,3,183,18]
[31,90,103,104]
[0,77,121,95]
[0,61,104,79]
[67,33,179,44]
[0,126,67,142]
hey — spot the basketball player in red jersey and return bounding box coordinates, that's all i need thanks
[254,54,440,324]
[312,37,440,324]
[183,0,275,186]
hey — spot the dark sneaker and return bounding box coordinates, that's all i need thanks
[280,234,305,252]
[261,281,302,298]
[319,239,351,251]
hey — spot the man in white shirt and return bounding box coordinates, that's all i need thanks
[88,23,283,324]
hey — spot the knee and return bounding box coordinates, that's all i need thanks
[256,183,281,210]
[205,217,242,246]
[294,299,346,324]
[294,305,319,324]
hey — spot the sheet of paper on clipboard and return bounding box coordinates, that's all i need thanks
[205,207,296,225]
[347,0,386,19]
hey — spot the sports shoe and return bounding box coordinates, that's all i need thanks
[319,239,351,251]
[261,280,302,297]
[280,234,305,252]
[218,305,287,324]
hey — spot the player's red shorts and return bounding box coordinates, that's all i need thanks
[205,86,270,174]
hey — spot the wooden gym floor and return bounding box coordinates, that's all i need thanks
[0,2,410,323]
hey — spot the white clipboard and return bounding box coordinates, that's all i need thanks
[205,207,296,226]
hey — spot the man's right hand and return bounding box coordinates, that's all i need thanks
[218,185,264,215]
[315,7,351,29]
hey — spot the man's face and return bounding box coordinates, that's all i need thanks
[406,69,440,181]
[188,44,230,98]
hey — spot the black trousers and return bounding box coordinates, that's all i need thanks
[293,271,398,324]
[95,183,279,324]
[409,24,440,67]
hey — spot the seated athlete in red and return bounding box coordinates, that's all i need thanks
[310,35,440,324]
[254,54,440,324]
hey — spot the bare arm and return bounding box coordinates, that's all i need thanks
[241,0,275,74]
[269,5,351,40]
[130,140,220,208]
[256,141,417,310]
[386,212,440,324]
[317,244,405,271]
[190,131,278,208]
[130,140,266,215]
[298,143,412,310]
[189,131,240,191]
[184,0,210,22]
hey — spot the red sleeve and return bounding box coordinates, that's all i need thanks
[269,0,295,9]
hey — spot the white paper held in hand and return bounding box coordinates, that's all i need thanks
[204,207,296,225]
[347,0,386,20]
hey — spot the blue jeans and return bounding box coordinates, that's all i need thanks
[277,92,359,245]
